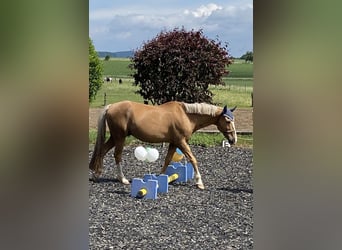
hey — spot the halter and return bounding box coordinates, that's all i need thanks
[223,115,236,134]
[225,127,236,134]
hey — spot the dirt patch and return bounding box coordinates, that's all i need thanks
[89,108,103,129]
[89,107,253,133]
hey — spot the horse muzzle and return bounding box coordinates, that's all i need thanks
[224,132,237,145]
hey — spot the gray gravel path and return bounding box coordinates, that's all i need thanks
[89,145,253,249]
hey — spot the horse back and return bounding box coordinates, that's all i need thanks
[105,101,192,142]
[107,100,185,116]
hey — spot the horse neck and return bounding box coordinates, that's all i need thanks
[188,113,219,131]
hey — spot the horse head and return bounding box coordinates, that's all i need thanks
[217,105,237,145]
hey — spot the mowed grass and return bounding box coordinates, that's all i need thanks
[89,80,253,108]
[227,60,253,78]
[102,58,253,78]
[102,58,132,78]
[90,79,143,107]
[212,79,253,107]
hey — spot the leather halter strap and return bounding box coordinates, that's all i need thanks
[224,119,236,134]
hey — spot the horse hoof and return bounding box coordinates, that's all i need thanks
[121,178,130,185]
[92,173,100,182]
[196,183,205,190]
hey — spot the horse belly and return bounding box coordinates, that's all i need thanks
[128,110,174,142]
[132,128,171,143]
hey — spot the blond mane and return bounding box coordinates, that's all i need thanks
[182,102,219,116]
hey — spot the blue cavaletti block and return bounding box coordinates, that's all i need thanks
[165,163,187,183]
[143,174,169,193]
[185,163,194,179]
[131,178,158,200]
[168,162,194,182]
[131,162,195,199]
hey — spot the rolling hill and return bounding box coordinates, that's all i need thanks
[97,51,134,58]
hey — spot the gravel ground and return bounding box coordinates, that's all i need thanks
[89,145,253,249]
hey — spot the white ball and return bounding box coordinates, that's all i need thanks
[134,146,147,161]
[146,148,159,162]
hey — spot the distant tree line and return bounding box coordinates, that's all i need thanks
[97,51,134,58]
[240,51,253,63]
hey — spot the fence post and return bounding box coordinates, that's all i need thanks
[103,92,106,106]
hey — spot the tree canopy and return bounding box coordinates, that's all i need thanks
[240,51,253,63]
[89,37,103,102]
[130,28,231,105]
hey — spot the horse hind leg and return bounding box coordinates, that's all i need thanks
[113,138,129,185]
[90,136,115,181]
[89,150,104,181]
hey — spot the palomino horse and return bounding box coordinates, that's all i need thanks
[89,101,237,189]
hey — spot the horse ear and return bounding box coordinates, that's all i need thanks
[230,106,237,112]
[222,105,227,114]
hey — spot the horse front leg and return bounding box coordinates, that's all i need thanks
[161,144,177,174]
[178,142,204,190]
[114,138,129,185]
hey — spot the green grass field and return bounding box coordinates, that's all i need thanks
[102,58,253,79]
[91,58,253,108]
[102,58,132,78]
[89,80,252,108]
[89,79,142,107]
[227,60,253,78]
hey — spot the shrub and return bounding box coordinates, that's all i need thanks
[89,37,103,102]
[130,28,231,105]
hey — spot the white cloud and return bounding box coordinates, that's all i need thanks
[89,9,117,21]
[89,1,253,56]
[187,3,223,18]
[90,2,252,30]
[115,32,132,39]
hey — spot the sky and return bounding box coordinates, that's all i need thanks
[89,0,253,58]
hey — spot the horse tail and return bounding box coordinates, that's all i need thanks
[89,104,111,176]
